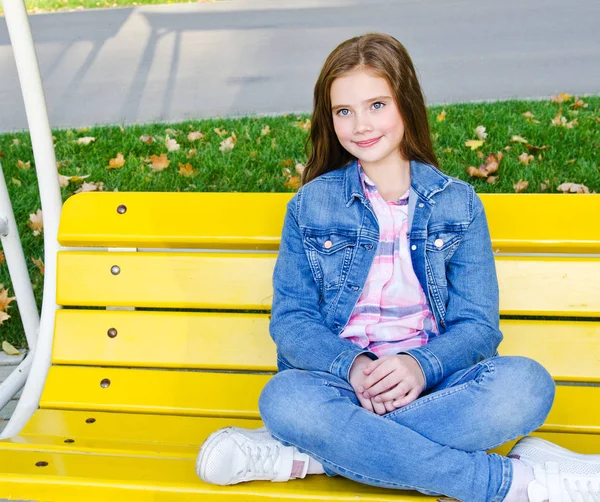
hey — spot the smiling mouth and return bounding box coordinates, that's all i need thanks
[354,136,382,148]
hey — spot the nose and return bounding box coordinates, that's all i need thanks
[353,112,372,135]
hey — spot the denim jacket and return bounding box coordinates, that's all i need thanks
[270,159,502,391]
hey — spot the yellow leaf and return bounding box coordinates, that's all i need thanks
[32,257,44,275]
[165,128,178,136]
[513,180,529,193]
[77,136,95,145]
[76,127,89,133]
[107,153,125,169]
[178,162,196,177]
[283,176,301,190]
[572,98,588,109]
[28,209,43,236]
[148,153,170,173]
[0,312,9,326]
[186,149,197,159]
[214,127,228,137]
[279,159,293,167]
[518,153,534,165]
[522,111,535,119]
[441,147,453,153]
[187,131,204,141]
[17,160,31,170]
[0,285,15,312]
[550,93,573,103]
[140,135,155,144]
[261,125,271,136]
[436,110,447,122]
[219,133,237,152]
[465,140,484,150]
[11,178,21,186]
[511,135,528,144]
[165,135,180,152]
[0,251,4,265]
[2,340,20,356]
[294,119,311,131]
[271,138,277,149]
[295,163,305,175]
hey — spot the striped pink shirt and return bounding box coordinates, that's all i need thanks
[339,163,438,357]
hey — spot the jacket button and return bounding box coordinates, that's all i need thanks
[434,239,444,248]
[418,203,424,208]
[350,285,359,291]
[324,240,332,249]
[411,245,417,251]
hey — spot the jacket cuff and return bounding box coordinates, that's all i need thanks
[398,346,444,390]
[330,349,377,382]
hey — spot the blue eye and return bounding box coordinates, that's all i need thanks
[337,109,350,117]
[372,102,385,110]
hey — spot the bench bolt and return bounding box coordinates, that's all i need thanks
[107,328,118,338]
[117,204,127,214]
[111,265,120,275]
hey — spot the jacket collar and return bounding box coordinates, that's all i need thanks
[344,159,450,206]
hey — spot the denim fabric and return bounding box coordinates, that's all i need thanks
[270,159,503,388]
[259,356,556,502]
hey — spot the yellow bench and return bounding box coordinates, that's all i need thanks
[0,192,599,501]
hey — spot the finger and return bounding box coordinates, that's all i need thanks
[393,388,420,409]
[362,362,395,394]
[364,373,402,400]
[363,357,385,376]
[356,392,374,412]
[383,400,397,413]
[374,382,411,403]
[371,398,387,416]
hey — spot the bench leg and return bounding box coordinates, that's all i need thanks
[259,355,555,502]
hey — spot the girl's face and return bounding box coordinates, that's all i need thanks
[330,68,406,168]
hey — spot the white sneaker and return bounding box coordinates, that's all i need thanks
[508,436,600,501]
[196,426,308,485]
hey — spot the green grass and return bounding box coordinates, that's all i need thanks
[0,0,217,14]
[0,96,599,348]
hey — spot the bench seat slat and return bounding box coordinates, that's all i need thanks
[0,431,598,502]
[58,193,600,253]
[39,366,600,434]
[53,310,600,382]
[57,252,600,316]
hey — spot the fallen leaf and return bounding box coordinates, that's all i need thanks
[249,151,257,158]
[441,147,453,153]
[32,257,44,275]
[119,125,125,134]
[525,144,549,153]
[474,126,487,140]
[76,127,89,133]
[294,119,311,131]
[187,131,204,141]
[12,138,20,146]
[540,182,549,192]
[271,138,277,149]
[279,159,293,167]
[436,110,447,122]
[58,174,71,188]
[74,181,104,194]
[107,153,125,169]
[165,128,178,136]
[17,160,31,170]
[140,135,155,144]
[165,135,180,152]
[551,93,573,103]
[261,125,271,136]
[178,162,196,177]
[0,285,15,311]
[148,153,170,172]
[0,251,4,265]
[186,148,197,159]
[11,178,21,186]
[214,127,228,136]
[556,182,590,194]
[565,118,578,129]
[522,111,535,119]
[466,166,488,178]
[0,312,9,326]
[477,151,484,159]
[465,140,484,150]
[219,133,237,152]
[518,153,534,165]
[283,176,301,190]
[1,340,19,355]
[522,111,540,124]
[487,176,499,184]
[282,168,292,177]
[77,136,95,145]
[511,135,528,144]
[513,180,529,193]
[572,98,588,109]
[28,209,43,236]
[295,163,305,175]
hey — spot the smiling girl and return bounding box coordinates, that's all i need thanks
[196,33,600,502]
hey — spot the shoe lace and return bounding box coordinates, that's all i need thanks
[241,443,280,478]
[564,479,600,502]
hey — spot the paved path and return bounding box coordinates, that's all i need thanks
[1,0,599,132]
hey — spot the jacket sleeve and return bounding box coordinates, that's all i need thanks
[269,194,376,381]
[399,191,503,390]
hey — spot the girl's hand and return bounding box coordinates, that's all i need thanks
[348,355,389,415]
[359,355,425,410]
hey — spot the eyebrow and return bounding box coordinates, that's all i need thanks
[331,95,392,112]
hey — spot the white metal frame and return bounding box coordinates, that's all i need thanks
[0,0,63,438]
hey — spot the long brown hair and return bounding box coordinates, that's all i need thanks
[302,33,438,185]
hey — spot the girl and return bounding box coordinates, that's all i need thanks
[196,33,600,502]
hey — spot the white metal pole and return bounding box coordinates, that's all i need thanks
[0,0,63,438]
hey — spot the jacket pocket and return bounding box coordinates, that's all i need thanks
[425,230,462,287]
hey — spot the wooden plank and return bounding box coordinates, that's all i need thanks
[58,192,600,253]
[57,252,600,316]
[53,311,600,382]
[39,366,600,434]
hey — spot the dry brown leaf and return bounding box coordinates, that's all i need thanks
[487,176,499,184]
[556,182,590,194]
[572,98,588,109]
[466,166,488,178]
[525,144,549,152]
[522,111,540,124]
[165,128,179,136]
[58,175,71,188]
[477,151,485,159]
[0,285,15,312]
[441,147,453,153]
[214,127,228,137]
[271,138,277,149]
[0,251,4,265]
[12,138,20,146]
[283,176,301,190]
[513,180,529,193]
[140,135,155,144]
[249,151,257,158]
[511,136,528,144]
[32,257,44,275]
[77,137,95,145]
[295,163,305,175]
[28,209,43,236]
[518,153,534,165]
[11,178,21,186]
[74,181,104,194]
[465,140,484,150]
[0,312,9,326]
[178,163,196,177]
[294,119,311,131]
[540,182,549,192]
[187,131,204,141]
[165,135,180,152]
[148,153,170,172]
[279,159,293,167]
[17,160,31,170]
[261,125,271,136]
[219,133,237,152]
[186,148,197,159]
[436,110,447,122]
[107,153,125,169]
[474,126,487,140]
[2,340,19,355]
[551,93,573,103]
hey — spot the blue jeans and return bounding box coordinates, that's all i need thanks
[259,356,556,502]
